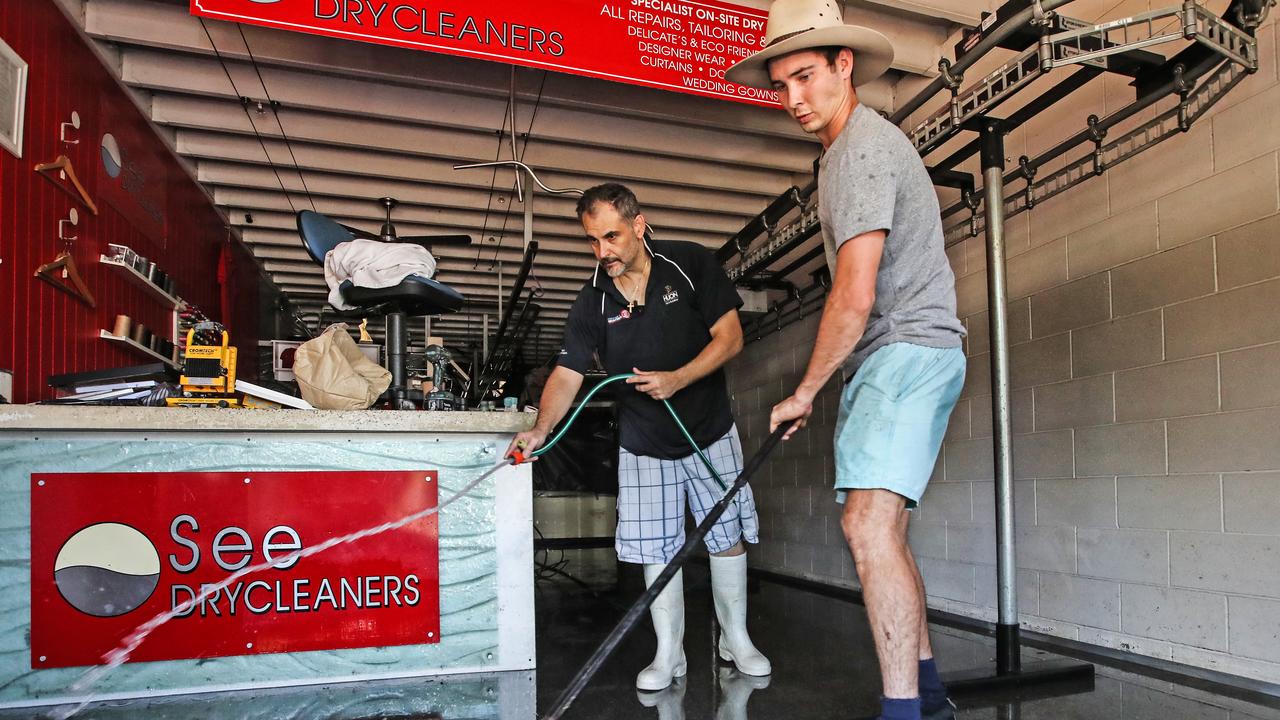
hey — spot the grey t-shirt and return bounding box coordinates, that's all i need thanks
[818,103,965,375]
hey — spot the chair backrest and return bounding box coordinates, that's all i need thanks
[297,210,355,265]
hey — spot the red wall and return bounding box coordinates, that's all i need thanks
[0,0,259,402]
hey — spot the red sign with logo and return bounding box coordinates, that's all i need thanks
[189,0,777,107]
[30,471,439,668]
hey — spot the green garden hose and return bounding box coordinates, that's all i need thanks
[525,373,727,491]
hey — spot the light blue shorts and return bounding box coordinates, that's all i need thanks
[834,342,966,507]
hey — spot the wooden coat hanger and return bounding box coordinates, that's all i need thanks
[35,252,96,308]
[34,208,96,308]
[34,155,99,215]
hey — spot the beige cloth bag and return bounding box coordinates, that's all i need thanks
[292,324,391,410]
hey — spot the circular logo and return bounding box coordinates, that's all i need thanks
[55,523,160,617]
[100,133,123,179]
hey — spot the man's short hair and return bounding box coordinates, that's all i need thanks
[820,46,848,66]
[766,46,855,87]
[821,46,855,86]
[577,183,640,221]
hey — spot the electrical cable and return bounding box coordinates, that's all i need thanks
[237,25,317,212]
[197,18,298,214]
[489,71,549,268]
[474,109,511,269]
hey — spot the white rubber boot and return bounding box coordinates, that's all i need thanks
[636,564,687,691]
[710,553,772,676]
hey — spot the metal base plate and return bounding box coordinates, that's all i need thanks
[944,658,1095,705]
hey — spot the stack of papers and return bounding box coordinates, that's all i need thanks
[50,380,158,403]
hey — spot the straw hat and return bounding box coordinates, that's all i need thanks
[726,0,894,90]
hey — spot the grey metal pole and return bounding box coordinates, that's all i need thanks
[386,311,407,409]
[483,313,490,363]
[509,67,523,202]
[981,122,1020,674]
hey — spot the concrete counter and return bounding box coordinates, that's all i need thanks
[0,405,536,434]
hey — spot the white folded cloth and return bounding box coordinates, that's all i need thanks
[323,239,437,310]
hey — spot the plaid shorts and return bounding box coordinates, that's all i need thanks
[615,424,760,564]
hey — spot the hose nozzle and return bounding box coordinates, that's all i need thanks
[509,439,530,465]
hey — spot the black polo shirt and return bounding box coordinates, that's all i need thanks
[557,239,743,460]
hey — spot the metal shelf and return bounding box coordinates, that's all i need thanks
[99,329,180,370]
[99,255,182,309]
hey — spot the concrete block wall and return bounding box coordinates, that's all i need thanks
[728,8,1280,683]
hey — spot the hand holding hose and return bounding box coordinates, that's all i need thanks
[626,367,687,401]
[506,429,547,464]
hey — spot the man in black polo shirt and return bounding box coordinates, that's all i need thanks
[509,183,770,691]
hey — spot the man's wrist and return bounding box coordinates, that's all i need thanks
[793,382,819,405]
[674,367,692,390]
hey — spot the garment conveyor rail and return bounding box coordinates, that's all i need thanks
[723,0,1271,341]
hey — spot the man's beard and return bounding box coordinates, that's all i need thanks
[601,257,627,278]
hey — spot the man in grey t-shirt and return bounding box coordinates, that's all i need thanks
[818,104,966,374]
[728,2,965,719]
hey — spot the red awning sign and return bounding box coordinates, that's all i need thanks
[190,0,779,107]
